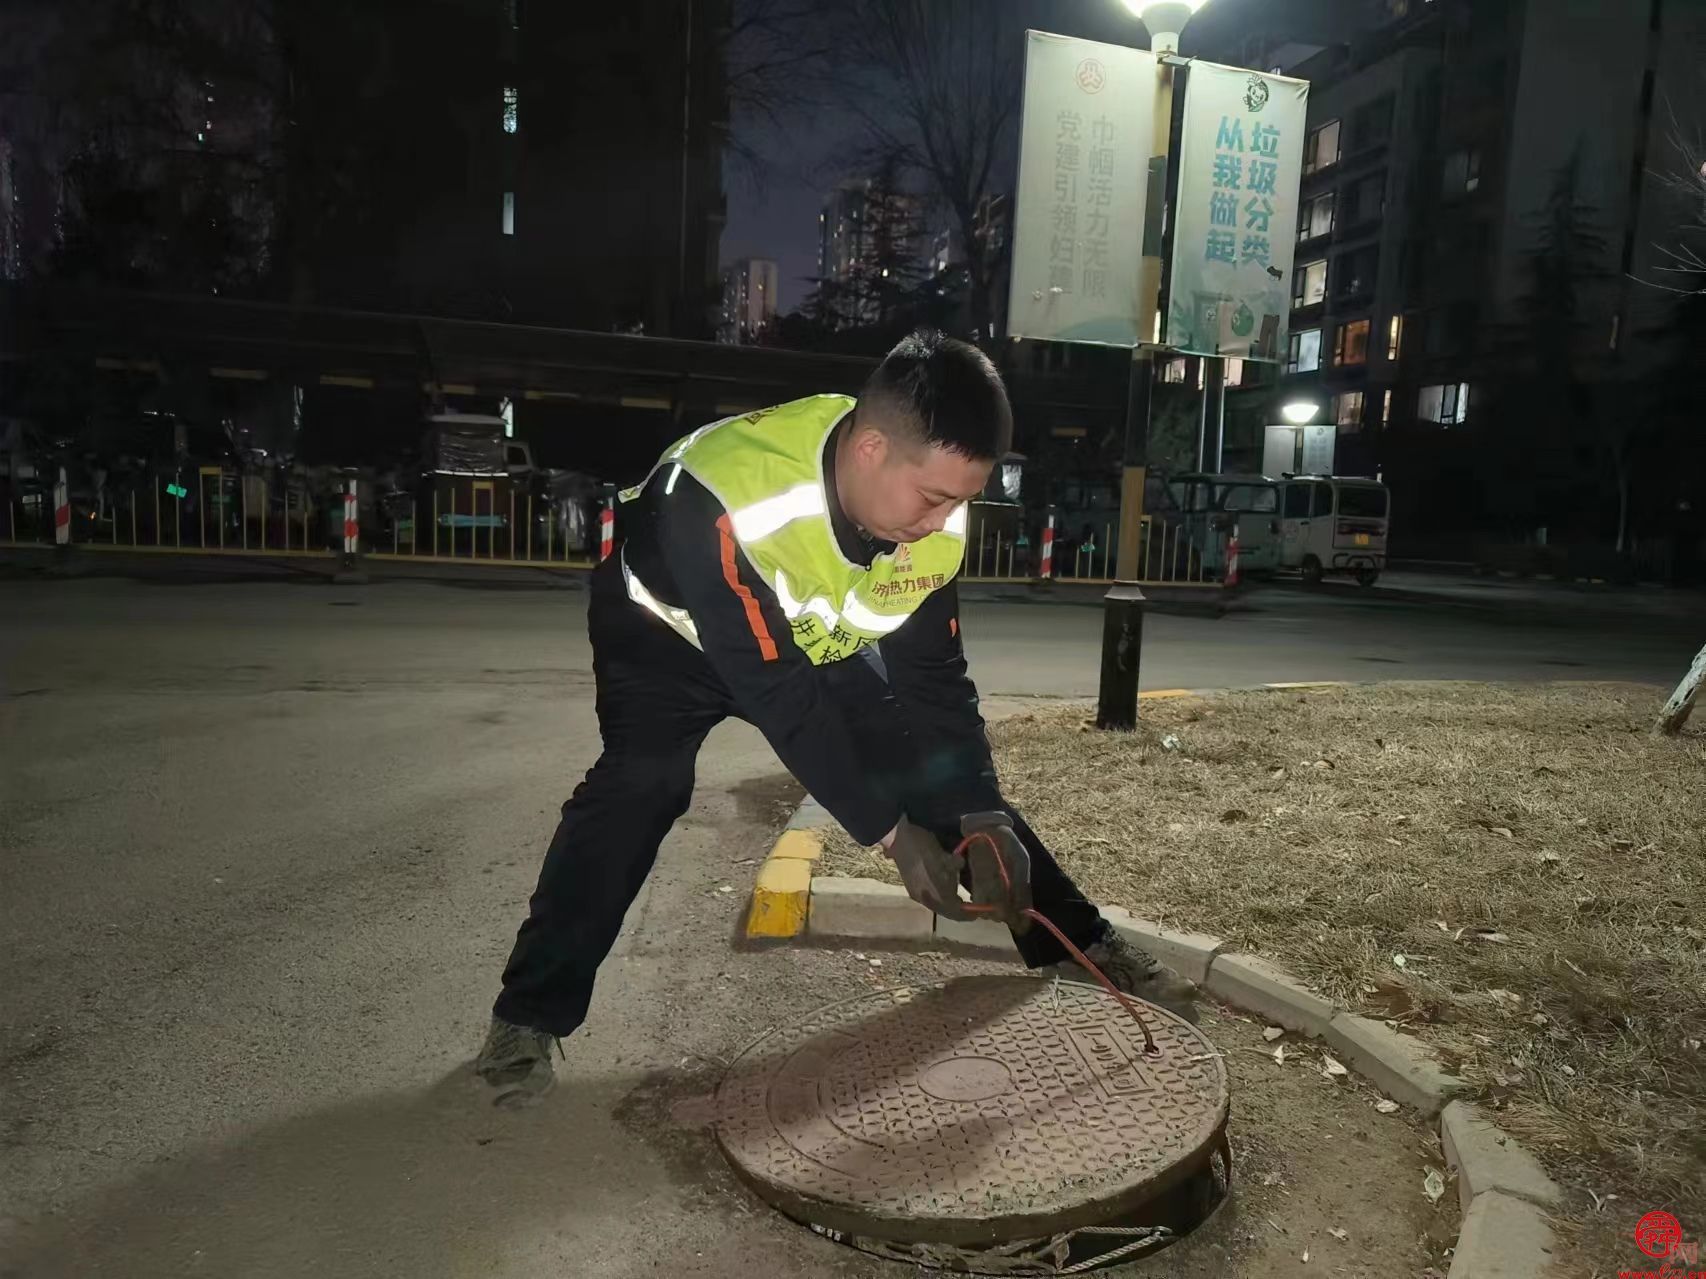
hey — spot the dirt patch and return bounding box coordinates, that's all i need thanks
[729,772,807,828]
[1169,1004,1453,1278]
[818,681,1706,1269]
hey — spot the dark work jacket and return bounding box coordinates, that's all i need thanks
[620,426,999,845]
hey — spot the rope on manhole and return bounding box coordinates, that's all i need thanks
[811,1222,1175,1276]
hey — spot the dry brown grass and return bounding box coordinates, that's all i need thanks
[819,682,1706,1265]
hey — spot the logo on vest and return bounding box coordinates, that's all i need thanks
[870,572,946,601]
[893,544,913,571]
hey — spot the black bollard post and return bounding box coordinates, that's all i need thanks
[1095,584,1146,731]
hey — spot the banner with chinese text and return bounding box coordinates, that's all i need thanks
[1164,62,1309,362]
[1008,32,1156,347]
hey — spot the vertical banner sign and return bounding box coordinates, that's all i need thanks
[1008,32,1156,347]
[1165,62,1309,361]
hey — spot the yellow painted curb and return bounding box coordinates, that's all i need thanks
[769,829,824,862]
[1138,688,1195,700]
[746,857,812,939]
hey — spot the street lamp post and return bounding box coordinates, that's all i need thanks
[1098,0,1210,732]
[1271,400,1320,475]
[1126,0,1206,56]
[1112,0,1211,583]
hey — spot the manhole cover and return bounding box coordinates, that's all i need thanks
[715,975,1229,1257]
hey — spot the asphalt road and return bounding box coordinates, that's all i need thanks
[0,571,1696,1277]
[961,571,1700,697]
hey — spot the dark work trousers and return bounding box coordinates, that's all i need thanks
[492,557,1107,1038]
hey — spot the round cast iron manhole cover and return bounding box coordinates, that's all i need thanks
[715,975,1229,1249]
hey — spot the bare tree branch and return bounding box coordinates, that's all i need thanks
[821,0,1024,342]
[1636,92,1706,295]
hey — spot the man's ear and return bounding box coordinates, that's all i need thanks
[851,424,890,467]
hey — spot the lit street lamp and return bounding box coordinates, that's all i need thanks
[1121,0,1210,56]
[1281,399,1321,425]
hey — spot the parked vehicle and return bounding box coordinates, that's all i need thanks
[1275,475,1389,586]
[1166,472,1282,577]
[410,413,535,556]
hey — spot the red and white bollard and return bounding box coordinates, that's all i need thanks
[334,477,368,583]
[1225,523,1241,588]
[342,480,359,557]
[53,467,70,546]
[1039,510,1056,580]
[599,498,615,562]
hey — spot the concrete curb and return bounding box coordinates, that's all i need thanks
[741,747,1559,1279]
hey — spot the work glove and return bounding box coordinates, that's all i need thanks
[885,819,964,918]
[959,812,1033,931]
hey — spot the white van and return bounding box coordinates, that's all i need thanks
[1167,472,1282,576]
[1276,475,1390,586]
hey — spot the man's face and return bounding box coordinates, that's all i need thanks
[842,423,993,544]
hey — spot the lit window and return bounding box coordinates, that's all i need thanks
[1299,192,1335,241]
[1335,391,1365,429]
[1381,388,1393,425]
[502,191,515,236]
[1387,315,1404,361]
[1288,328,1322,374]
[1224,357,1245,388]
[1334,318,1371,366]
[1162,357,1189,384]
[1293,259,1328,308]
[1304,120,1341,175]
[503,86,518,134]
[1442,147,1481,195]
[1418,382,1471,425]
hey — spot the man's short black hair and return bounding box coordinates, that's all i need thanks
[857,329,1014,461]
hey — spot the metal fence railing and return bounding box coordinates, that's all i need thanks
[3,471,601,570]
[960,506,1227,587]
[7,481,1232,589]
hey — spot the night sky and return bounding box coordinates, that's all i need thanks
[722,0,1352,312]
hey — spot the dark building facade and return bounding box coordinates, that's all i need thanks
[5,0,730,339]
[1192,0,1706,560]
[282,0,730,338]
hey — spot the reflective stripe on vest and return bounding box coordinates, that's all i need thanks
[623,551,702,649]
[728,482,826,542]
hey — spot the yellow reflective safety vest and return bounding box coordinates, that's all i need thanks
[620,394,967,665]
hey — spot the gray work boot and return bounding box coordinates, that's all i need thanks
[474,1015,559,1108]
[1055,929,1200,1024]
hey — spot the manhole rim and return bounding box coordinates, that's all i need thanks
[714,976,1231,1249]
